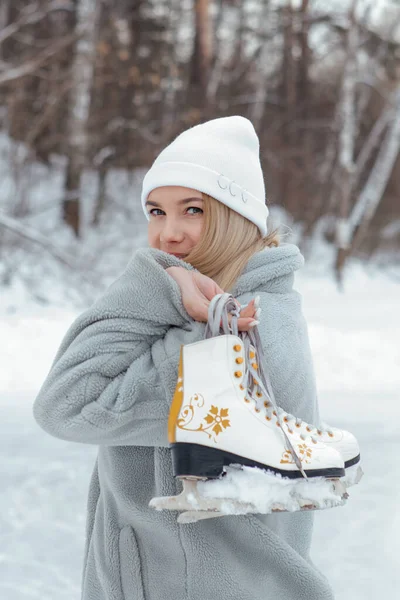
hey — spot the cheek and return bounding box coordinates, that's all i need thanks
[147,223,159,248]
[191,219,204,244]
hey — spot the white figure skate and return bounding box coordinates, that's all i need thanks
[242,326,363,489]
[150,294,349,523]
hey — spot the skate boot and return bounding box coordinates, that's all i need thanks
[149,294,347,523]
[243,323,363,488]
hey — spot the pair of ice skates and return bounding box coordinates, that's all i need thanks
[150,294,363,523]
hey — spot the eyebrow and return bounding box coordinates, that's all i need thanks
[145,197,204,208]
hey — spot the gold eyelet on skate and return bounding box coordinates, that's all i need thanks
[244,398,250,403]
[253,378,258,385]
[273,410,277,416]
[288,429,293,434]
[312,439,317,444]
[249,351,255,359]
[255,408,260,413]
[263,400,269,407]
[283,416,289,423]
[306,426,312,432]
[235,357,243,364]
[256,391,262,398]
[328,432,334,438]
[234,371,242,378]
[318,431,322,436]
[233,344,241,352]
[265,416,271,421]
[252,362,258,370]
[276,421,281,427]
[295,423,301,428]
[239,384,244,390]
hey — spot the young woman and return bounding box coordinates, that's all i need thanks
[33,116,334,600]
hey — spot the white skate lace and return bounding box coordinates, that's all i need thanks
[204,293,311,478]
[242,328,333,438]
[204,294,334,437]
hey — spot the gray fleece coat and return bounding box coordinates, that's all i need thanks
[33,243,334,600]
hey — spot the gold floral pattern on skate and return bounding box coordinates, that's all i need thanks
[177,395,231,443]
[280,443,313,465]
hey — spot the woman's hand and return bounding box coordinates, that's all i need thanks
[166,267,259,332]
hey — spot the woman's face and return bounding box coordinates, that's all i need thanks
[146,186,204,258]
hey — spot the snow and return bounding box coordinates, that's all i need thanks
[188,466,347,514]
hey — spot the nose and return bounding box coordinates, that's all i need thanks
[160,218,184,243]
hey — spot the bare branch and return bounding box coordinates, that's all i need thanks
[0,1,74,46]
[0,210,77,270]
[0,31,77,86]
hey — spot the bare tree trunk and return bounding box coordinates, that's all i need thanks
[189,0,212,113]
[161,0,183,132]
[298,0,310,112]
[63,0,100,237]
[296,0,314,238]
[249,2,273,129]
[280,1,298,216]
[0,0,10,61]
[206,0,226,110]
[334,1,359,283]
[92,164,107,227]
[92,147,115,226]
[284,3,296,123]
[348,84,400,252]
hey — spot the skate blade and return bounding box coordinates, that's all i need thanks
[177,495,337,523]
[149,479,256,514]
[150,476,348,522]
[177,492,347,523]
[178,510,231,523]
[177,503,322,523]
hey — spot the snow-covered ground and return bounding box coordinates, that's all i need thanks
[1,253,399,600]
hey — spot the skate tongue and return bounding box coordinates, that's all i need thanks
[244,326,308,479]
[204,294,307,479]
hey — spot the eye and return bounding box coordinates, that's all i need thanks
[148,206,203,216]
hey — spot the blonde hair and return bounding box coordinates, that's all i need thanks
[184,194,280,292]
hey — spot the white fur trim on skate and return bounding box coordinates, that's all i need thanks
[149,464,348,524]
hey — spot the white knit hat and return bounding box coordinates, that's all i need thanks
[141,116,269,237]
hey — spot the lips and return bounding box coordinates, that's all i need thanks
[170,253,187,258]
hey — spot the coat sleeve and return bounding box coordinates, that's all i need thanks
[32,248,198,447]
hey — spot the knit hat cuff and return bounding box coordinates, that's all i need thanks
[141,161,269,236]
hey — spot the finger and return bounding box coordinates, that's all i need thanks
[199,300,212,322]
[240,300,256,319]
[220,302,256,330]
[240,298,255,310]
[237,317,259,332]
[239,307,254,319]
[222,313,244,331]
[194,272,225,300]
[187,298,210,323]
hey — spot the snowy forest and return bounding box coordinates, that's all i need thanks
[0,0,400,301]
[1,2,399,600]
